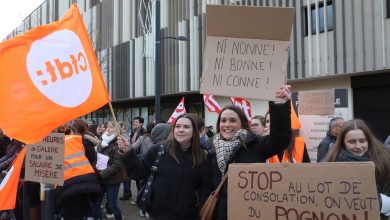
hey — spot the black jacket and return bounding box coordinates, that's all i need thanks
[317,130,336,162]
[205,101,291,220]
[121,142,213,220]
[96,138,122,185]
[55,173,101,211]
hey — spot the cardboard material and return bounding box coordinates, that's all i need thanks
[25,133,65,185]
[200,5,294,101]
[228,163,380,220]
[298,90,335,115]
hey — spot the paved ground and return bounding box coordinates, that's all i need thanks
[103,181,145,220]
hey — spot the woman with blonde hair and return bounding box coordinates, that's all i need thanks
[326,119,390,219]
[94,121,123,220]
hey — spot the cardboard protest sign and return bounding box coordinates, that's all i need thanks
[25,133,65,185]
[298,90,335,115]
[200,5,294,101]
[228,163,380,220]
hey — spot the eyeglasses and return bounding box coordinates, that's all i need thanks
[251,123,260,127]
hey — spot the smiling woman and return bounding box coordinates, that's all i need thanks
[201,84,293,220]
[119,114,213,220]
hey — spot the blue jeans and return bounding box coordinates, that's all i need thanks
[95,183,122,220]
[122,178,132,195]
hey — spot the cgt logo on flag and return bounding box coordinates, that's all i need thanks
[168,97,186,124]
[203,94,221,114]
[27,30,92,107]
[0,4,109,144]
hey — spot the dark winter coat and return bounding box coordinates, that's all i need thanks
[121,142,213,220]
[334,149,390,220]
[205,101,291,220]
[130,127,146,143]
[0,140,23,171]
[55,173,101,211]
[82,132,100,169]
[317,130,337,162]
[96,138,122,185]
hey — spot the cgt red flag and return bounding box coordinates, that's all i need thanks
[230,97,252,122]
[168,97,186,124]
[0,147,26,210]
[203,94,221,114]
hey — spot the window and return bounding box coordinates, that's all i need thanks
[387,0,390,18]
[304,1,333,36]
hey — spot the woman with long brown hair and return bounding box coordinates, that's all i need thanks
[118,114,212,220]
[326,119,390,219]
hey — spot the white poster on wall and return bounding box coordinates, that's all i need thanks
[294,89,350,162]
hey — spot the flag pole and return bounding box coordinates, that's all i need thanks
[108,102,117,122]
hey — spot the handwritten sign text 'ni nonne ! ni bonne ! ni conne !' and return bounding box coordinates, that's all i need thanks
[200,5,294,101]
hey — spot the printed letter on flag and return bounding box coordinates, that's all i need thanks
[0,147,26,210]
[230,97,252,122]
[0,4,110,144]
[168,97,186,124]
[203,94,222,114]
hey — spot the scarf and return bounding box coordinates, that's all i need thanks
[335,149,370,162]
[101,132,116,148]
[214,129,247,173]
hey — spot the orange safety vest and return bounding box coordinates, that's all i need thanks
[64,135,95,181]
[268,136,305,163]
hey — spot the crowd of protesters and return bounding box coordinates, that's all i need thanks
[0,85,389,220]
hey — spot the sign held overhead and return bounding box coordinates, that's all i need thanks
[200,5,295,101]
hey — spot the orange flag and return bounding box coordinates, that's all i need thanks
[0,4,109,144]
[0,147,26,210]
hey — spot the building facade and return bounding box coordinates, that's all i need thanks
[6,0,390,140]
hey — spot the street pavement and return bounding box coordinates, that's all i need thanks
[102,181,145,220]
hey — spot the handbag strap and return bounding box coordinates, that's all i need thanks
[214,172,228,194]
[139,145,165,203]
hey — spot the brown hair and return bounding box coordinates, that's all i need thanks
[167,114,206,168]
[326,119,390,185]
[216,105,251,133]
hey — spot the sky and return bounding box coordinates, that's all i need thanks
[0,0,46,41]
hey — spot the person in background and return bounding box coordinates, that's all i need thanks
[268,100,310,163]
[317,117,345,162]
[190,114,209,145]
[96,123,106,139]
[131,121,156,217]
[325,119,390,219]
[94,121,123,220]
[205,85,292,219]
[205,126,214,139]
[250,115,266,136]
[121,117,146,201]
[150,123,171,145]
[118,114,212,220]
[263,111,271,136]
[72,120,99,168]
[55,126,101,220]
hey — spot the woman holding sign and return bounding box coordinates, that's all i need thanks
[326,119,390,219]
[204,85,292,220]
